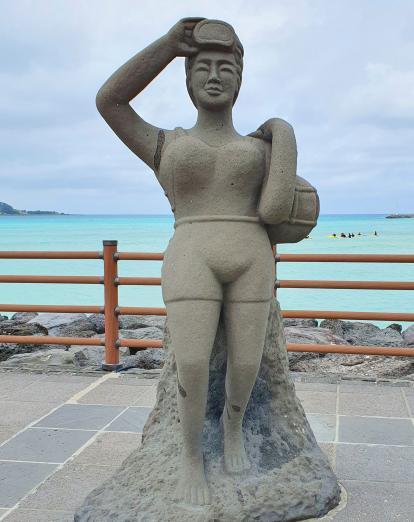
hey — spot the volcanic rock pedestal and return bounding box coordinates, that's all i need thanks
[75,300,340,522]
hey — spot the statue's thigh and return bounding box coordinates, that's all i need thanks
[166,299,222,362]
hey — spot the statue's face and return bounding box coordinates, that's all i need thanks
[189,50,239,111]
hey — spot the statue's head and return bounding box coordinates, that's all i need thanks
[185,19,244,111]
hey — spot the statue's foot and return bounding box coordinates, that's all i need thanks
[176,454,211,505]
[223,415,250,473]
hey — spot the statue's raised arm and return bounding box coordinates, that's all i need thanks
[95,18,204,171]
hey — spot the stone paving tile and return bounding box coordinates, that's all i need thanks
[306,414,336,442]
[105,407,152,433]
[338,416,414,445]
[296,390,337,414]
[77,382,148,406]
[7,381,89,403]
[336,444,414,482]
[39,374,98,384]
[74,432,141,467]
[0,373,43,395]
[0,429,16,445]
[318,443,336,470]
[20,463,114,511]
[0,401,57,431]
[0,462,57,508]
[3,509,74,521]
[403,390,414,416]
[332,480,414,522]
[338,390,409,417]
[34,404,124,430]
[133,385,157,407]
[339,382,405,394]
[294,382,338,392]
[0,428,94,463]
[110,375,157,386]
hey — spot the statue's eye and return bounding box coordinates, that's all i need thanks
[195,65,209,72]
[220,66,234,74]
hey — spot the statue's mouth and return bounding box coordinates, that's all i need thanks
[205,86,223,95]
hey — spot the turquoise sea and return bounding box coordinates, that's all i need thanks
[0,214,413,326]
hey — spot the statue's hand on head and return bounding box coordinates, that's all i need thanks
[166,17,206,57]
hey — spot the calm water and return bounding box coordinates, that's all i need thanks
[0,214,413,326]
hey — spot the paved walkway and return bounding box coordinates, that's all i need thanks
[0,370,413,521]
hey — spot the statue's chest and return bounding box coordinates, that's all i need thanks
[159,136,265,196]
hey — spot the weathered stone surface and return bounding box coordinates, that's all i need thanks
[403,325,414,347]
[282,318,318,328]
[118,314,166,330]
[320,320,405,347]
[3,345,104,369]
[10,311,38,323]
[0,321,48,336]
[48,318,97,338]
[119,327,163,340]
[75,301,340,521]
[285,326,347,367]
[122,348,166,370]
[88,313,105,334]
[386,323,402,333]
[28,312,89,330]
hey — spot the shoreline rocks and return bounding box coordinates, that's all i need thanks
[0,311,413,379]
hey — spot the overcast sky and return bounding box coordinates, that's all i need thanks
[1,0,413,214]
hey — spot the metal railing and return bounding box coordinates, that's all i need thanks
[0,242,413,370]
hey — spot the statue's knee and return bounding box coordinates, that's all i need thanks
[176,355,210,379]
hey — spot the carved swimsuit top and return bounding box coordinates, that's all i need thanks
[156,128,266,220]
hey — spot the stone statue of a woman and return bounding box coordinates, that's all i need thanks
[78,18,339,521]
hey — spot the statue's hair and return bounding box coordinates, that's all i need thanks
[185,37,244,107]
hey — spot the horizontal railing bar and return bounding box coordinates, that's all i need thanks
[287,343,414,357]
[0,304,103,314]
[118,338,414,356]
[118,339,163,348]
[0,275,103,284]
[117,277,161,286]
[278,280,414,290]
[0,335,104,346]
[0,251,102,260]
[282,310,414,321]
[117,306,167,316]
[118,307,414,322]
[116,252,164,261]
[277,254,414,263]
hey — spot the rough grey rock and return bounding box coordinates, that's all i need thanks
[10,311,38,324]
[122,348,166,370]
[3,345,104,369]
[88,313,105,334]
[282,318,318,328]
[119,314,166,330]
[285,326,347,367]
[403,325,414,347]
[0,321,48,337]
[48,318,97,338]
[75,300,340,521]
[320,319,405,347]
[386,323,402,333]
[119,327,163,340]
[28,312,88,330]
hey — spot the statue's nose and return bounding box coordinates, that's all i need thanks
[207,64,220,83]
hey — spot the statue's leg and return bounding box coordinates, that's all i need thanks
[166,299,221,505]
[223,299,271,473]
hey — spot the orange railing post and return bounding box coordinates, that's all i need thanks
[102,240,121,371]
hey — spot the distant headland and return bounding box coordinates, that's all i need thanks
[385,214,414,219]
[0,202,64,216]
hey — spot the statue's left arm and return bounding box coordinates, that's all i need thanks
[250,118,297,224]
